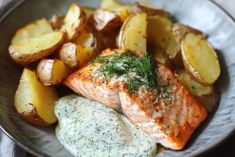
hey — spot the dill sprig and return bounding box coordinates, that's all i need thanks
[92,51,158,93]
[129,53,157,92]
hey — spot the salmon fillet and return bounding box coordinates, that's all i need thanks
[64,49,207,150]
[120,64,207,150]
[64,49,123,111]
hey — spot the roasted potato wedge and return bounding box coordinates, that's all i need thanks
[172,23,204,42]
[9,31,65,65]
[147,15,181,64]
[50,15,65,30]
[37,59,72,86]
[93,9,122,32]
[132,2,170,17]
[60,3,86,41]
[117,13,147,55]
[181,33,221,84]
[59,42,95,68]
[11,18,53,45]
[100,0,131,21]
[14,68,58,126]
[175,70,218,112]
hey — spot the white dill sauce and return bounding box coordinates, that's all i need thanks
[55,95,157,157]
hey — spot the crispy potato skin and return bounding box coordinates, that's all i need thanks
[9,32,65,65]
[59,42,79,68]
[37,59,54,86]
[37,59,72,86]
[93,9,122,32]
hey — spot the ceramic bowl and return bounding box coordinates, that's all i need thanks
[0,0,235,157]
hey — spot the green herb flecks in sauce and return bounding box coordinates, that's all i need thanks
[92,51,158,92]
[55,95,157,157]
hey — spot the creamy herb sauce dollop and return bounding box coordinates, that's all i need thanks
[55,95,157,157]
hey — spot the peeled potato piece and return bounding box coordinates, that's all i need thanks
[117,13,147,55]
[14,68,58,126]
[93,9,122,32]
[60,3,86,41]
[181,33,221,84]
[132,2,170,17]
[11,18,53,45]
[147,15,181,62]
[175,70,218,112]
[37,59,72,86]
[9,31,65,65]
[59,42,95,68]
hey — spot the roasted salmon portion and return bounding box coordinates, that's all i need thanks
[64,49,207,150]
[120,63,207,150]
[64,63,122,111]
[64,49,123,111]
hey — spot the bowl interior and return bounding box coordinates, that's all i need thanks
[0,0,235,157]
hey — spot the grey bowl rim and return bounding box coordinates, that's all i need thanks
[0,0,235,157]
